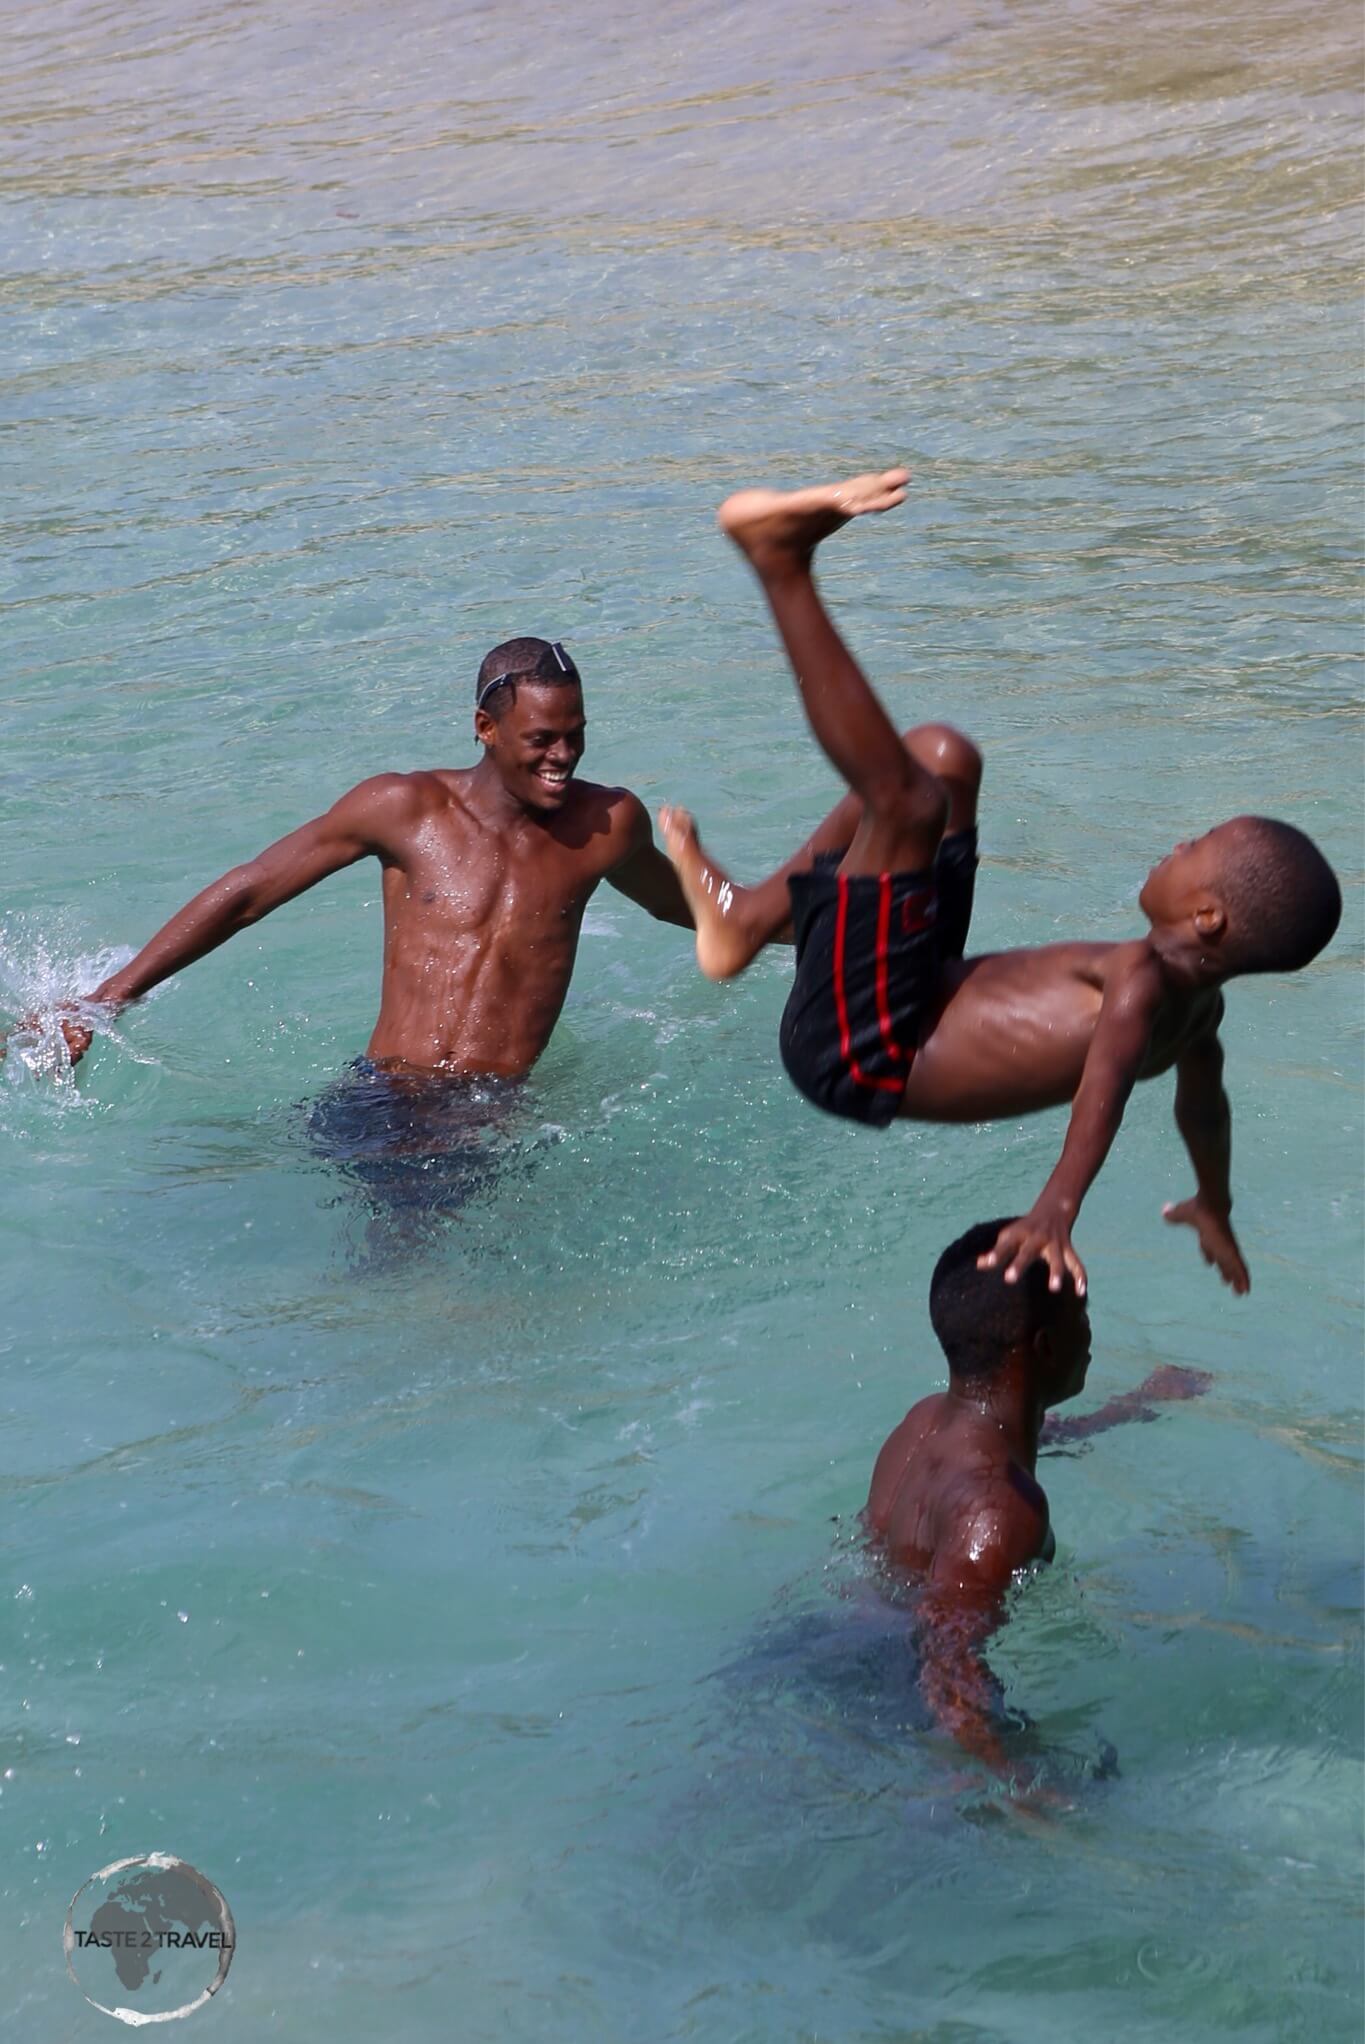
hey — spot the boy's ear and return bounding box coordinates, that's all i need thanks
[1192,898,1227,942]
[474,708,498,748]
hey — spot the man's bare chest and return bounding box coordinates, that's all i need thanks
[384,816,606,937]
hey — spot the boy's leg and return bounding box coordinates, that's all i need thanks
[718,471,948,879]
[922,722,982,963]
[658,789,861,979]
[660,722,981,980]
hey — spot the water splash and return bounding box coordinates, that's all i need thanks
[0,918,158,1097]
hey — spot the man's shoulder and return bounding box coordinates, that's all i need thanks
[571,778,648,821]
[563,780,652,849]
[338,768,452,816]
[324,770,465,854]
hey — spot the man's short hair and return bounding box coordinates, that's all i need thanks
[929,1219,1074,1380]
[1213,817,1341,976]
[475,637,582,721]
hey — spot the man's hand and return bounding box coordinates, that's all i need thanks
[1,1006,96,1072]
[1162,1196,1249,1294]
[978,1205,1086,1297]
[57,1013,94,1064]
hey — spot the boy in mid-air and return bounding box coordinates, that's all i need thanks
[661,471,1341,1294]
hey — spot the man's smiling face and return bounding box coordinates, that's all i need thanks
[478,681,587,814]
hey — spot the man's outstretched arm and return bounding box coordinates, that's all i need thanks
[1163,1010,1249,1293]
[62,775,418,1059]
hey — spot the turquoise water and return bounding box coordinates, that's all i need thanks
[2,1,1362,2036]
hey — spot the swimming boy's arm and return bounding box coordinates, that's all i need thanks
[1162,1012,1249,1293]
[916,1497,1041,1774]
[57,775,417,1062]
[603,794,694,927]
[981,946,1166,1295]
[1042,1365,1213,1447]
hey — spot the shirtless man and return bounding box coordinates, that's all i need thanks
[42,639,692,1077]
[660,471,1342,1294]
[865,1218,1211,1775]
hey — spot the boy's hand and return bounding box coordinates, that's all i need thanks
[978,1207,1086,1297]
[1162,1196,1250,1294]
[1136,1364,1214,1401]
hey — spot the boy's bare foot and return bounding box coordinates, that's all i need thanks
[717,469,910,572]
[658,805,758,980]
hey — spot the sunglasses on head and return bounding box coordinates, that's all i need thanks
[476,641,579,713]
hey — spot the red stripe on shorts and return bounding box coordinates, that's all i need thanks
[835,874,905,1095]
[874,872,903,1064]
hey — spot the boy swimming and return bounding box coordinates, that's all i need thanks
[870,1218,1209,1782]
[864,1218,1209,1775]
[660,471,1342,1294]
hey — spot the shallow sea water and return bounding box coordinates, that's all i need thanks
[1,1,1362,2037]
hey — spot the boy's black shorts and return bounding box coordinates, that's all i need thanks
[778,826,978,1128]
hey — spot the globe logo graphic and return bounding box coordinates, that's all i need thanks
[64,1854,235,2024]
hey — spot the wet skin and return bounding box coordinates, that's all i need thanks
[662,472,1258,1297]
[862,1289,1091,1783]
[863,1293,1210,1777]
[865,1289,1093,1586]
[899,939,1225,1124]
[63,682,692,1077]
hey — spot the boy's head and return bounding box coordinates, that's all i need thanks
[473,638,585,814]
[930,1220,1091,1408]
[1140,816,1341,979]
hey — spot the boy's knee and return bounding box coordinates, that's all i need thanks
[872,772,950,841]
[901,723,983,796]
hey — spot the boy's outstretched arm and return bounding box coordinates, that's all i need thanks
[1042,1364,1214,1447]
[980,947,1166,1295]
[1163,1011,1249,1293]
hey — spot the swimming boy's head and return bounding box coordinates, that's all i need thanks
[930,1220,1091,1407]
[474,638,586,814]
[1140,816,1341,981]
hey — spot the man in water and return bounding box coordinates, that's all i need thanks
[865,1218,1210,1776]
[47,638,692,1075]
[660,470,1342,1296]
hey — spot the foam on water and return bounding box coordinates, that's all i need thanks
[0,922,156,1100]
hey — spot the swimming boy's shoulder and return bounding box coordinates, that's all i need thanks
[927,1465,1051,1591]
